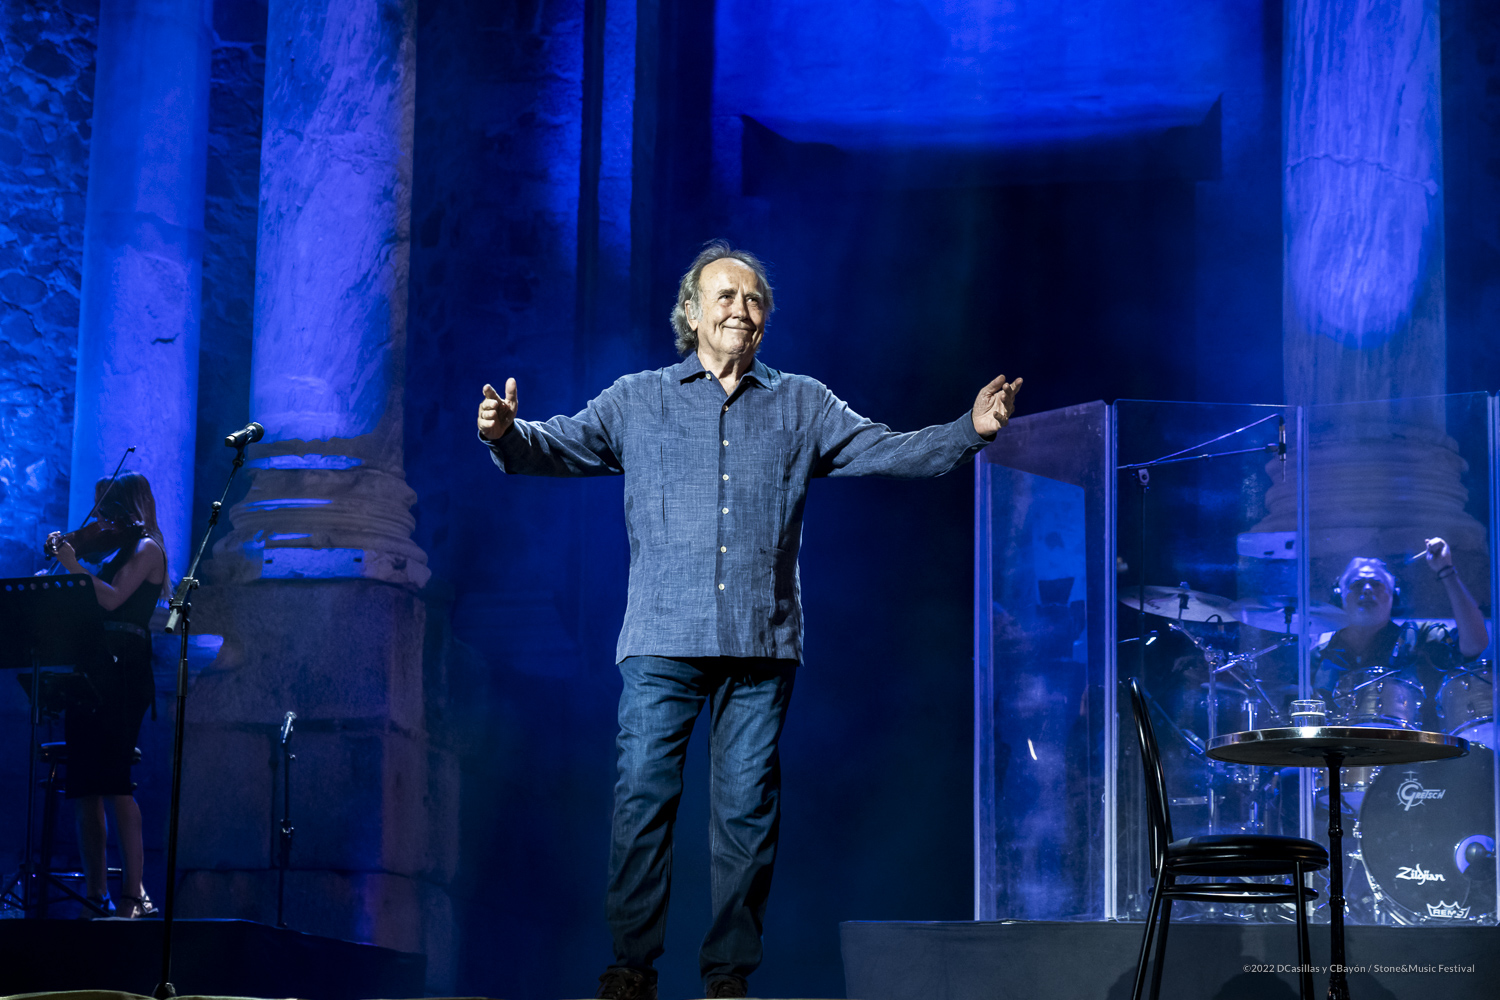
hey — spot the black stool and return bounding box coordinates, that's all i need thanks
[36,740,142,917]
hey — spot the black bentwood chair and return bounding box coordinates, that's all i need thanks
[1128,678,1328,1000]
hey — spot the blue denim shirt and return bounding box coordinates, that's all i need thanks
[486,354,988,662]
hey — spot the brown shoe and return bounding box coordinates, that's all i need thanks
[596,966,657,1000]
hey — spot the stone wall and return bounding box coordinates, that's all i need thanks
[0,0,96,577]
[0,0,265,572]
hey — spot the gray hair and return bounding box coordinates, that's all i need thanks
[671,240,775,356]
[1339,556,1396,596]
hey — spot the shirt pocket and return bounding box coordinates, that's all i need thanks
[768,429,798,492]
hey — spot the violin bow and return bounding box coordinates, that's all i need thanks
[45,444,135,572]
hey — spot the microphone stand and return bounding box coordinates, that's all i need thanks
[154,440,250,1000]
[276,711,296,929]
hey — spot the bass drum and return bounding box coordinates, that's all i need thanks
[1359,748,1496,925]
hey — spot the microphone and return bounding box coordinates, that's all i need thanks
[280,711,296,745]
[224,421,265,448]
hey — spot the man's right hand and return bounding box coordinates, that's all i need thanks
[478,379,518,441]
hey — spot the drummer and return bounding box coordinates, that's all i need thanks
[1313,538,1488,729]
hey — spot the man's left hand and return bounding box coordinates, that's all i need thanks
[972,375,1023,440]
[1424,536,1454,573]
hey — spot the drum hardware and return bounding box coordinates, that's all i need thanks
[1149,621,1292,836]
[1170,795,1210,807]
[1231,595,1348,636]
[1211,642,1294,728]
[1121,585,1239,623]
[1454,834,1496,880]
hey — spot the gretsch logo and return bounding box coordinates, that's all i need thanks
[1396,863,1445,884]
[1397,773,1445,812]
[1426,901,1470,919]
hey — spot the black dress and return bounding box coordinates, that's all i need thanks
[64,545,158,798]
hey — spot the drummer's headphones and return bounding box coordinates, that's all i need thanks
[1331,557,1401,608]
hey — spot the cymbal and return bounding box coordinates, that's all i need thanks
[1119,585,1238,622]
[1231,596,1347,634]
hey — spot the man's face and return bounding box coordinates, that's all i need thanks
[688,258,765,363]
[1343,569,1394,626]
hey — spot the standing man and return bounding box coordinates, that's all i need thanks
[477,241,1021,999]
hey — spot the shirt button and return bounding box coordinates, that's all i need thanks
[722,404,729,412]
[720,546,727,553]
[721,507,728,514]
[718,583,725,591]
[722,474,729,481]
[722,440,729,447]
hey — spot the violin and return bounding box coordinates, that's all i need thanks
[44,516,147,562]
[44,444,144,566]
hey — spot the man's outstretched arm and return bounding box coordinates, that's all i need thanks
[477,377,625,478]
[816,375,1023,479]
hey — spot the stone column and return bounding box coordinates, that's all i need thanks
[211,0,428,588]
[1258,0,1488,612]
[187,0,454,989]
[70,0,213,576]
[1283,0,1445,404]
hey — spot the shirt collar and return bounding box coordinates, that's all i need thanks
[671,354,780,391]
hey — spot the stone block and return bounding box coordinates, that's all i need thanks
[190,579,427,729]
[282,726,430,876]
[425,745,461,883]
[174,721,438,878]
[178,724,274,870]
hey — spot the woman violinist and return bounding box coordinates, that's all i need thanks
[45,471,165,919]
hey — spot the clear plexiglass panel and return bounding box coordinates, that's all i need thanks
[975,402,1111,920]
[1112,400,1302,922]
[979,394,1500,927]
[1303,393,1498,926]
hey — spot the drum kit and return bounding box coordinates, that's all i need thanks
[1124,583,1497,925]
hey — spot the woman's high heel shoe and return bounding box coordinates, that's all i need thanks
[119,892,159,919]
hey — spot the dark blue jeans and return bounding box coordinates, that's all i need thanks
[606,655,797,980]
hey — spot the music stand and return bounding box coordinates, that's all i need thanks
[0,574,110,916]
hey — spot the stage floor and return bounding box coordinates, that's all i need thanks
[0,919,425,1000]
[841,919,1495,1000]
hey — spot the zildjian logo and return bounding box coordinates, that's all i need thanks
[1397,772,1446,812]
[1396,863,1446,884]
